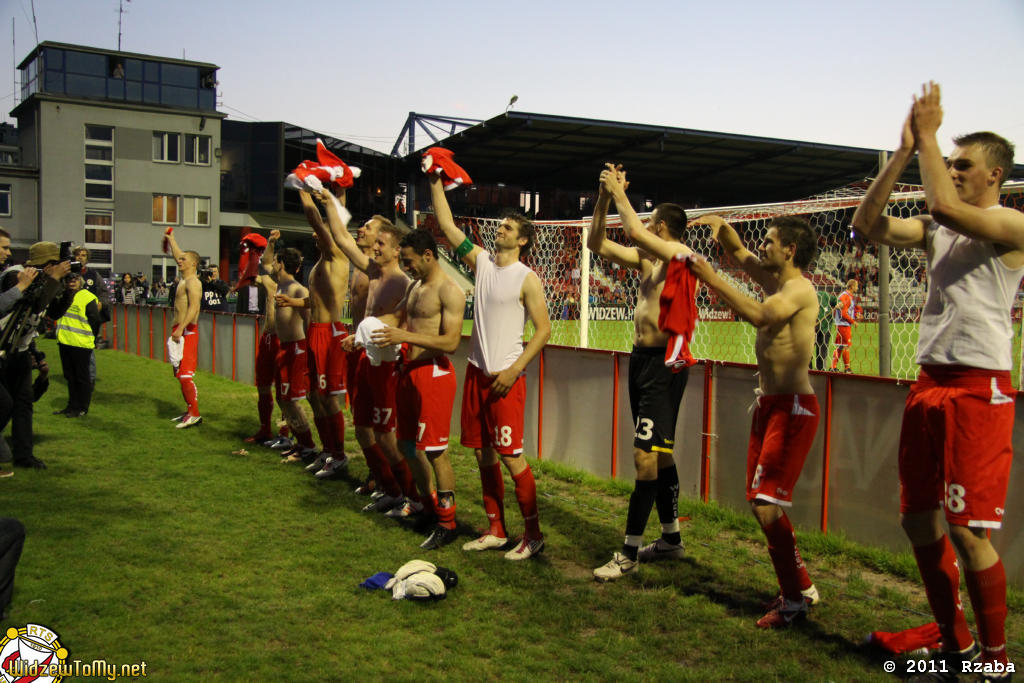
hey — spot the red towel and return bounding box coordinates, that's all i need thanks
[284,139,361,191]
[867,623,942,655]
[235,233,268,289]
[421,147,472,191]
[659,253,699,370]
[161,226,174,255]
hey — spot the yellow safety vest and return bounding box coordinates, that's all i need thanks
[56,289,98,349]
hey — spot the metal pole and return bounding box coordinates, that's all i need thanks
[877,150,892,377]
[580,227,591,348]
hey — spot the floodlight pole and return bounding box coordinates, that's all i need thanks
[580,229,591,348]
[877,150,892,377]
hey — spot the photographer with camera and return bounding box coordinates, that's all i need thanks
[200,264,229,313]
[0,241,72,469]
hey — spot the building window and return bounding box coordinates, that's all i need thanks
[85,125,114,201]
[84,210,113,275]
[152,132,179,163]
[152,194,179,224]
[0,184,10,217]
[184,134,211,165]
[85,125,113,142]
[183,196,210,226]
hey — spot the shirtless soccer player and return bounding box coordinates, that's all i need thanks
[164,231,203,429]
[245,238,291,449]
[852,82,1019,677]
[587,165,693,581]
[291,189,351,478]
[264,233,318,458]
[372,228,466,550]
[428,172,551,561]
[317,188,419,512]
[688,214,822,629]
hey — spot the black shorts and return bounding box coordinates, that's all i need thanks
[628,346,689,453]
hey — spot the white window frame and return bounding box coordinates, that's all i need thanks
[84,125,114,202]
[182,196,210,227]
[84,209,113,274]
[152,194,179,224]
[0,184,10,217]
[152,132,180,163]
[184,134,211,166]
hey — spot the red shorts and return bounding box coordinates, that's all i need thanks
[460,362,526,456]
[275,339,309,401]
[746,394,820,506]
[899,365,1015,529]
[834,326,852,348]
[352,353,398,432]
[307,322,346,396]
[255,330,279,387]
[397,356,457,452]
[174,323,198,380]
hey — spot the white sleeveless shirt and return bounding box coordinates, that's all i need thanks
[468,251,532,374]
[917,215,1024,370]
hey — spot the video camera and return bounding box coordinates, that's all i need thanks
[59,241,82,275]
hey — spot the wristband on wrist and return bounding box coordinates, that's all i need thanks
[455,237,474,258]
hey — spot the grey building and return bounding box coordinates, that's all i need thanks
[4,41,223,279]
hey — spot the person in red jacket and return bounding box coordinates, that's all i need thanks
[830,279,858,372]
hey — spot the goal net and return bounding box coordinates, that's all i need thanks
[418,180,1024,383]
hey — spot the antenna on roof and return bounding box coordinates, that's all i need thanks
[117,0,131,51]
[29,0,39,45]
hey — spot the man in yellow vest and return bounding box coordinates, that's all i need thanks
[52,273,100,418]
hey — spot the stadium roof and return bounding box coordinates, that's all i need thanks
[400,111,1024,206]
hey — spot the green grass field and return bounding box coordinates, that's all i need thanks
[2,339,1019,680]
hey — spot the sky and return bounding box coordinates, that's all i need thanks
[2,0,1024,157]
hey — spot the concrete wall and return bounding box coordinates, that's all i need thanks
[26,100,221,268]
[0,174,39,245]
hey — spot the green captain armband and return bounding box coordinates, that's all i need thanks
[454,237,474,258]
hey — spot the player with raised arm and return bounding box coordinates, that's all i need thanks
[287,190,351,477]
[242,235,291,450]
[163,230,203,429]
[371,228,466,549]
[587,165,694,581]
[688,212,822,629]
[428,170,551,560]
[264,231,318,459]
[851,82,1020,677]
[314,187,419,512]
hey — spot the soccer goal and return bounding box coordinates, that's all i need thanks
[422,180,1024,384]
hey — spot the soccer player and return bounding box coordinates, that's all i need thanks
[289,189,351,477]
[371,228,466,549]
[851,82,1019,674]
[264,232,318,457]
[587,165,693,581]
[688,213,821,629]
[244,234,291,450]
[164,231,203,429]
[316,187,419,512]
[830,279,858,373]
[428,172,551,561]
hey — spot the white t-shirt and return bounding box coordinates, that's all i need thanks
[468,251,532,375]
[917,214,1024,370]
